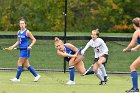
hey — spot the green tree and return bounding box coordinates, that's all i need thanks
[0,0,140,32]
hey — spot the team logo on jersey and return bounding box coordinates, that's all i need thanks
[18,35,25,38]
[94,44,101,49]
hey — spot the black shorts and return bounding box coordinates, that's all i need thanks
[94,54,109,64]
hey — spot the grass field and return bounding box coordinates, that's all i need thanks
[0,71,134,93]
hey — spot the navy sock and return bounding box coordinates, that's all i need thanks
[131,71,138,89]
[69,66,75,81]
[16,66,23,79]
[85,70,94,75]
[28,66,37,77]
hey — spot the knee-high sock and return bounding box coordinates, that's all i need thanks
[28,66,38,77]
[16,66,23,79]
[69,66,75,81]
[85,70,94,75]
[100,64,107,76]
[131,71,138,89]
[96,69,104,81]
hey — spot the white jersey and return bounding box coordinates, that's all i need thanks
[82,38,108,58]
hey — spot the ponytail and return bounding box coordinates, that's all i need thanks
[55,37,60,42]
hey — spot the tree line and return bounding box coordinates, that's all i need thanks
[0,0,140,32]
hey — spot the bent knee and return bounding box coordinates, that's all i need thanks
[130,65,136,71]
[80,71,86,74]
[76,67,86,74]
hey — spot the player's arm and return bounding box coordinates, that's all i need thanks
[131,44,140,51]
[9,33,20,50]
[66,43,79,53]
[123,31,138,52]
[57,50,76,58]
[26,31,36,49]
[81,41,91,55]
[57,43,78,58]
[66,43,81,57]
[10,40,20,49]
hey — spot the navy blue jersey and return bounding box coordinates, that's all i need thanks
[18,29,29,48]
[64,44,76,62]
[137,38,140,44]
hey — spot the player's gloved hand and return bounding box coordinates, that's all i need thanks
[123,48,131,52]
[123,48,127,52]
[80,50,85,55]
[131,48,137,52]
[27,46,32,50]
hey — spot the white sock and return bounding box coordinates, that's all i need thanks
[96,69,104,81]
[98,68,103,76]
[100,64,107,76]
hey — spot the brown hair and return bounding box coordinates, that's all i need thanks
[92,29,99,37]
[20,17,26,24]
[132,17,140,27]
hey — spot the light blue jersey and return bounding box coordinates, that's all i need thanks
[18,29,30,58]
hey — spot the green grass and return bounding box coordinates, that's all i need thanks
[0,71,133,93]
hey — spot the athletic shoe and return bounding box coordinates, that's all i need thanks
[99,81,106,85]
[126,88,139,93]
[33,74,41,82]
[10,78,20,82]
[66,80,76,85]
[104,76,109,82]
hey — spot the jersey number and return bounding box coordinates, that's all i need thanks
[96,48,100,52]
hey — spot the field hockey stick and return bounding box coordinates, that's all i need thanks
[111,41,132,52]
[111,41,129,47]
[3,47,27,50]
[125,49,131,52]
[14,48,27,50]
[81,64,94,76]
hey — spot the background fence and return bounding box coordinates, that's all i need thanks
[0,35,138,73]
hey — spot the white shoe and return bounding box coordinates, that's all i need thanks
[10,78,20,82]
[33,74,41,82]
[66,80,76,85]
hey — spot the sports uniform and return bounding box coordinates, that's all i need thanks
[18,29,30,58]
[10,19,41,82]
[82,35,109,85]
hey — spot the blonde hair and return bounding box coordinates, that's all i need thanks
[92,29,99,37]
[54,37,64,47]
[55,37,60,42]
